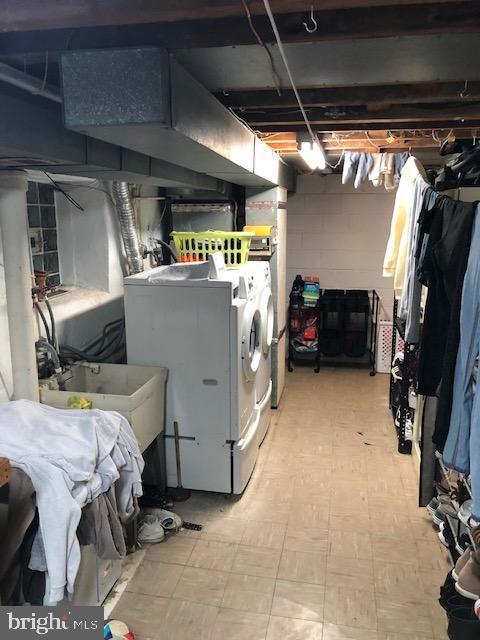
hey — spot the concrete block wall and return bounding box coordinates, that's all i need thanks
[287,173,396,319]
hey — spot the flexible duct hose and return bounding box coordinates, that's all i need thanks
[112,181,144,274]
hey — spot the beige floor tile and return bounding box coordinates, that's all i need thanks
[371,535,418,565]
[241,521,286,550]
[113,371,449,638]
[277,549,327,585]
[368,512,416,538]
[232,545,281,579]
[212,609,269,640]
[164,598,219,640]
[284,526,329,554]
[173,566,228,606]
[200,517,248,544]
[328,530,373,560]
[187,539,237,571]
[369,497,410,515]
[376,599,433,637]
[374,560,425,602]
[271,579,325,622]
[126,560,183,597]
[245,499,291,524]
[147,535,196,565]
[324,586,377,631]
[329,513,372,533]
[415,540,451,573]
[326,556,374,590]
[112,592,170,640]
[377,634,433,640]
[288,502,330,529]
[266,615,323,640]
[323,623,378,640]
[221,573,275,614]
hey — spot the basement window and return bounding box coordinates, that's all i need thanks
[27,181,62,288]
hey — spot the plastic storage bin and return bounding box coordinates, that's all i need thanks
[319,290,345,357]
[343,290,370,357]
[39,363,167,453]
[171,230,253,267]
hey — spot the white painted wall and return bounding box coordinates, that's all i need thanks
[287,173,396,318]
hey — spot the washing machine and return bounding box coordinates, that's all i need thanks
[243,262,273,444]
[124,262,264,494]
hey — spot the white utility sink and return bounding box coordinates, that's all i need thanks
[39,363,168,453]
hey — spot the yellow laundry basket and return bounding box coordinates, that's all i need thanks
[171,231,254,268]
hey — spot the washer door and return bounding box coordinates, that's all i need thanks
[242,303,262,382]
[260,288,274,355]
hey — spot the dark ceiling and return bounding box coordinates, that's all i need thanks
[1,0,480,155]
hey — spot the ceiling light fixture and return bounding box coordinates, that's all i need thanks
[299,141,327,171]
[262,0,328,168]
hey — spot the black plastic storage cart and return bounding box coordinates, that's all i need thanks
[287,286,379,375]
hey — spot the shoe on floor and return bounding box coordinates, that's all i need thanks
[456,555,480,600]
[459,500,473,526]
[427,496,439,517]
[143,508,183,531]
[137,514,166,545]
[453,548,472,581]
[432,506,447,526]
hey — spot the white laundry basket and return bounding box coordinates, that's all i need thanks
[376,320,405,374]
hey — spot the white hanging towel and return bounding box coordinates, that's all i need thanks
[368,153,383,187]
[381,153,396,191]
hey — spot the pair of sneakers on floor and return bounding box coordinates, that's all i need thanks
[137,508,183,546]
[453,536,480,601]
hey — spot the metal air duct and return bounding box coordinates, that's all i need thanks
[112,181,144,274]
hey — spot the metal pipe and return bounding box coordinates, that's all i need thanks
[0,171,39,401]
[111,181,144,275]
[0,62,62,104]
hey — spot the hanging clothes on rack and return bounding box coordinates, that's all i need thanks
[383,156,427,298]
[417,196,477,446]
[397,176,432,343]
[369,153,383,187]
[442,206,480,523]
[381,153,396,191]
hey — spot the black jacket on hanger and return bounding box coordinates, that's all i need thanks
[416,196,477,452]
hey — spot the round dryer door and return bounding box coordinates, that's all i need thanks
[242,302,262,382]
[260,288,274,355]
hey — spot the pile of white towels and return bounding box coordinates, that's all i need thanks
[0,400,144,604]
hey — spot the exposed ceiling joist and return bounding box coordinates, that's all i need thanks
[244,102,480,127]
[0,2,478,56]
[0,0,470,32]
[257,120,480,132]
[219,82,480,109]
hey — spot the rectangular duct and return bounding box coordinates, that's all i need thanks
[61,48,291,189]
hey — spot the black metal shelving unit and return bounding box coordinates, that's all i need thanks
[287,302,321,373]
[287,288,379,376]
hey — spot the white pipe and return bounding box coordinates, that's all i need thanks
[0,171,39,401]
[0,62,62,104]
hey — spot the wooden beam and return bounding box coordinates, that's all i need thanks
[0,3,478,56]
[255,120,480,132]
[220,82,480,109]
[0,0,469,32]
[244,102,480,127]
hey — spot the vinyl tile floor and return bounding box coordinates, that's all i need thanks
[113,368,450,640]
